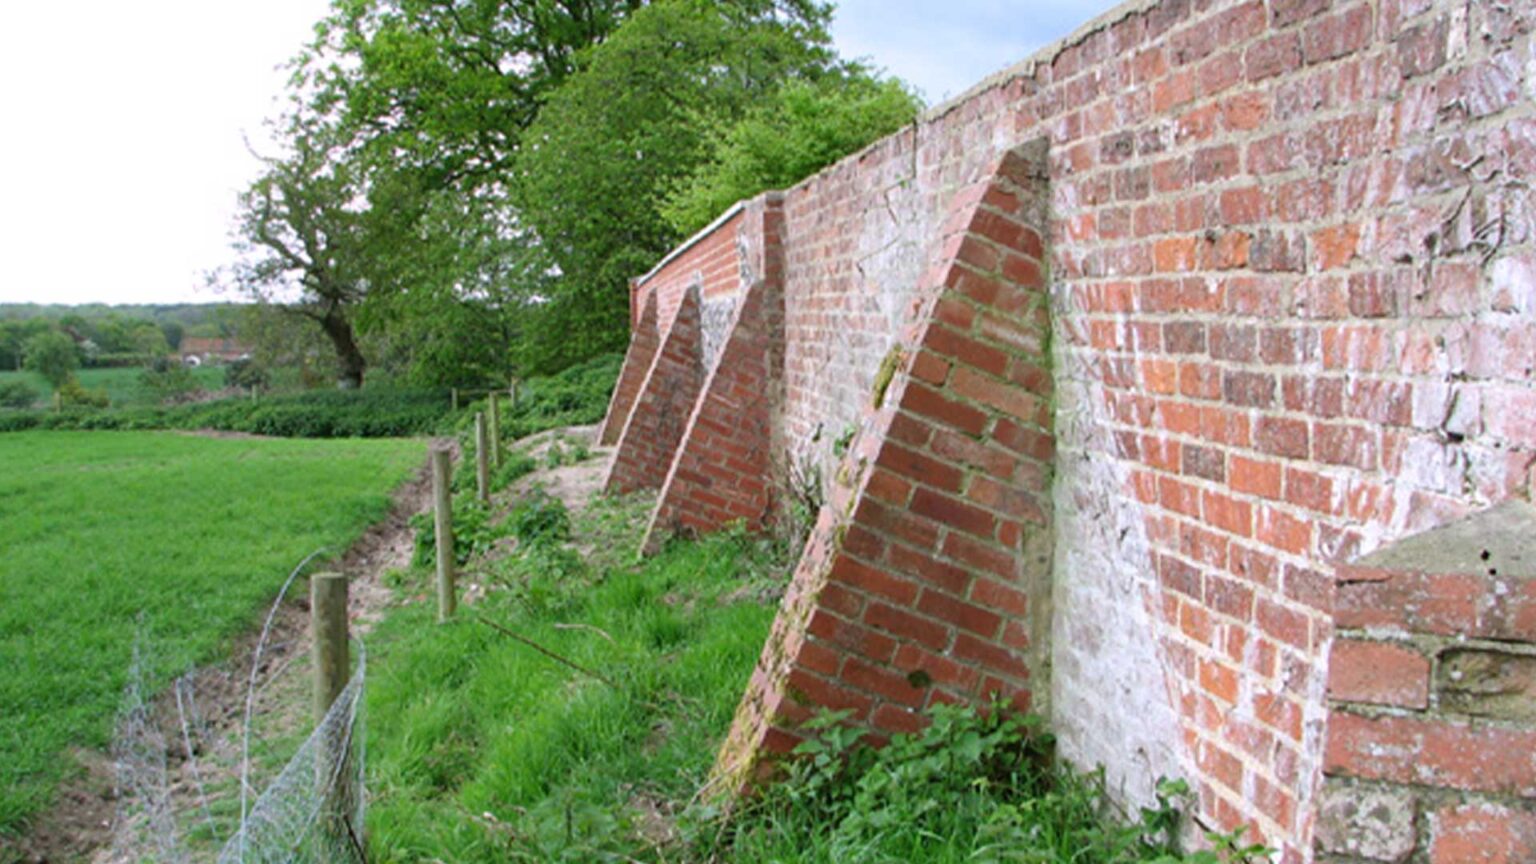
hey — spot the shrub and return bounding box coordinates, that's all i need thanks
[502,353,622,440]
[225,358,269,391]
[0,353,621,441]
[0,380,39,409]
[507,490,571,546]
[714,701,1270,864]
[0,410,41,432]
[138,362,201,404]
[411,494,515,569]
[57,377,109,409]
[89,352,160,368]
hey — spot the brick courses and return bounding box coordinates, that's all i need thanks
[643,197,786,550]
[713,143,1055,787]
[605,283,705,495]
[597,289,660,446]
[1319,501,1536,863]
[596,0,1536,858]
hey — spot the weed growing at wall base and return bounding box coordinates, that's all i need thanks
[714,703,1270,863]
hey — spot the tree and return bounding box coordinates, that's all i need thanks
[96,316,169,357]
[236,301,338,386]
[224,0,891,381]
[512,0,839,371]
[225,0,654,388]
[159,320,184,351]
[296,0,650,192]
[228,125,376,389]
[0,318,52,370]
[354,188,554,386]
[23,329,78,390]
[662,76,920,236]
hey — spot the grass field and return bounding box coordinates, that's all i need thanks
[0,366,227,408]
[0,430,423,835]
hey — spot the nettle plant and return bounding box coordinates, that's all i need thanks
[715,700,1271,864]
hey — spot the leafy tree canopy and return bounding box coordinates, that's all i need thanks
[23,329,79,390]
[296,0,650,190]
[223,0,919,383]
[662,76,919,236]
[510,0,841,371]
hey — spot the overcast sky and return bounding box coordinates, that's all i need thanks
[0,0,1117,307]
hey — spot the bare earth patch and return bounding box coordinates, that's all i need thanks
[505,424,611,514]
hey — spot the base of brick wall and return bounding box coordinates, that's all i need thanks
[711,141,1056,790]
[1318,500,1536,863]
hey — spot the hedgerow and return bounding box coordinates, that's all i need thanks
[0,352,623,440]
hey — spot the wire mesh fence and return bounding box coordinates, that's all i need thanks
[215,645,366,864]
[109,554,368,863]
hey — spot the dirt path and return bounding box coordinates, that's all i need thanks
[6,444,445,864]
[507,425,610,514]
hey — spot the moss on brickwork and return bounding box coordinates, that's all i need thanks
[870,345,903,408]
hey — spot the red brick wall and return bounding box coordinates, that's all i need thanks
[716,143,1055,785]
[598,290,660,446]
[643,199,786,550]
[1318,500,1536,863]
[598,0,1536,857]
[631,207,748,337]
[605,283,705,494]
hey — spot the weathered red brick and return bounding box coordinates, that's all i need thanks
[1326,711,1536,795]
[1255,416,1310,459]
[1328,638,1430,708]
[1429,802,1536,864]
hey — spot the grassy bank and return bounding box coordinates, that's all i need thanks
[0,431,422,835]
[362,466,1249,862]
[365,489,785,861]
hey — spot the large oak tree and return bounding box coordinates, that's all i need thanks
[230,124,376,389]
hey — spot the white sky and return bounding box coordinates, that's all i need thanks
[0,0,1117,306]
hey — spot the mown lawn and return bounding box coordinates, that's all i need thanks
[0,430,423,835]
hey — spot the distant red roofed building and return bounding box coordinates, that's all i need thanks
[179,337,250,366]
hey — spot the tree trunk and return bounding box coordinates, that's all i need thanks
[318,308,366,390]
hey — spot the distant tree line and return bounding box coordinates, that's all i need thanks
[0,306,246,409]
[220,0,921,389]
[0,305,242,371]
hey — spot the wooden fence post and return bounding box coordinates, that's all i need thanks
[451,387,459,412]
[432,446,456,622]
[474,412,491,503]
[488,392,502,470]
[311,572,349,721]
[310,571,350,827]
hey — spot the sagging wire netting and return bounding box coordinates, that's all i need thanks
[110,552,368,863]
[216,644,366,864]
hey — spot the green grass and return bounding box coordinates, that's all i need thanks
[0,366,225,408]
[0,430,423,835]
[0,386,456,437]
[364,484,1247,863]
[365,492,785,862]
[364,490,1249,863]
